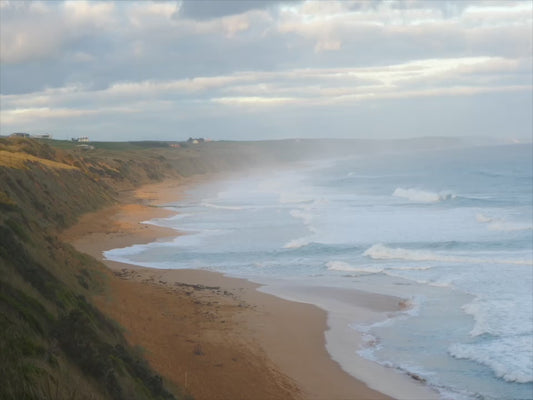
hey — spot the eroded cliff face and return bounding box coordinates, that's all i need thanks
[1,135,354,399]
[0,137,317,399]
[0,139,189,400]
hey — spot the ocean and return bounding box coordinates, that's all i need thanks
[105,143,533,400]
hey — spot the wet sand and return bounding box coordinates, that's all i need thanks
[63,176,436,400]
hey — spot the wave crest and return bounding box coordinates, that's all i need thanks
[393,188,455,203]
[290,209,314,225]
[363,244,437,262]
[449,338,533,383]
[363,244,533,266]
[201,201,247,210]
[283,237,311,249]
[476,213,533,231]
[326,261,383,273]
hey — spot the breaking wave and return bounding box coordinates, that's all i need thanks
[326,261,383,274]
[283,237,311,249]
[449,337,533,383]
[476,213,533,232]
[393,187,456,203]
[201,202,248,210]
[290,209,314,226]
[326,261,431,274]
[363,244,532,266]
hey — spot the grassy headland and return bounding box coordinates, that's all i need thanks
[1,138,190,399]
[0,136,463,399]
[0,136,341,399]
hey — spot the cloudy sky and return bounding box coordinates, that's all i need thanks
[1,0,531,142]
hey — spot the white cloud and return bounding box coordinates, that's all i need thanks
[0,0,117,64]
[221,14,251,37]
[2,107,95,125]
[1,1,531,140]
[314,39,342,53]
[126,1,178,29]
[0,104,141,126]
[462,2,533,27]
[2,55,528,124]
[63,0,116,29]
[183,9,271,37]
[105,74,257,97]
[276,0,532,58]
[211,96,296,106]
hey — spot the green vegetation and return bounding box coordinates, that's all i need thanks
[0,209,187,399]
[0,138,202,399]
[0,136,338,399]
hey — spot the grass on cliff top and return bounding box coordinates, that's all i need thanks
[48,140,179,151]
[0,150,78,170]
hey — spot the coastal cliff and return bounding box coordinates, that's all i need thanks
[0,138,189,399]
[0,136,463,399]
[0,138,273,399]
[0,137,336,399]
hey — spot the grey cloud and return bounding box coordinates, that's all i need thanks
[1,0,531,142]
[175,0,294,20]
[0,1,116,65]
[3,90,530,142]
[345,0,485,18]
[3,0,530,96]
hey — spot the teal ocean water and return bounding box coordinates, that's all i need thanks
[106,144,533,400]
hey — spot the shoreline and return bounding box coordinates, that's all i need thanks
[63,176,437,400]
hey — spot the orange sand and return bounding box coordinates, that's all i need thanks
[64,177,435,400]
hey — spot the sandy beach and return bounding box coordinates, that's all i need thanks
[63,177,435,400]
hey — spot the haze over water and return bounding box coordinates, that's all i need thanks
[106,143,533,400]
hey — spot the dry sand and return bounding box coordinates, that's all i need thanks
[63,177,435,400]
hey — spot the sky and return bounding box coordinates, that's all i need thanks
[0,0,532,142]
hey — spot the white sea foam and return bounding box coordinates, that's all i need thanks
[353,297,424,334]
[364,244,445,262]
[398,277,454,288]
[487,221,533,232]
[279,192,314,204]
[393,187,455,203]
[283,237,311,249]
[104,244,148,259]
[475,213,493,223]
[463,301,495,337]
[353,318,396,336]
[290,209,314,226]
[426,280,454,288]
[201,201,247,210]
[449,337,533,383]
[388,265,432,271]
[475,213,532,232]
[356,332,382,360]
[326,261,383,273]
[462,298,532,338]
[142,213,194,227]
[402,296,424,317]
[363,244,533,266]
